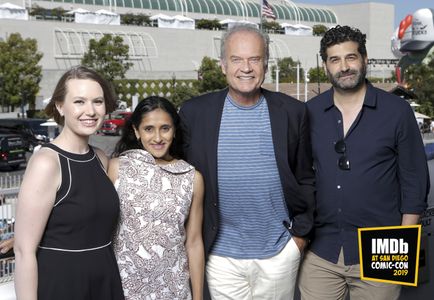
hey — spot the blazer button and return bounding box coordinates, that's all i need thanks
[212,226,217,231]
[213,202,217,207]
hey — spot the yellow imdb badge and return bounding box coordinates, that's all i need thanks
[358,225,421,286]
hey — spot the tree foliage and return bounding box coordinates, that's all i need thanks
[270,57,305,83]
[170,83,199,108]
[196,56,226,93]
[196,19,222,30]
[0,33,43,112]
[262,21,282,33]
[405,52,434,117]
[308,67,328,83]
[81,34,133,83]
[121,13,151,26]
[29,5,65,21]
[312,24,328,36]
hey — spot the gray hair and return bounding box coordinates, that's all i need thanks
[220,24,270,68]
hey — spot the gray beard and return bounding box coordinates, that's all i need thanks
[328,64,367,91]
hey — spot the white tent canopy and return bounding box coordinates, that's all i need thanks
[219,19,258,29]
[150,13,171,20]
[95,9,120,25]
[281,23,313,36]
[0,2,28,20]
[65,8,91,14]
[219,18,236,25]
[66,8,120,25]
[151,14,195,30]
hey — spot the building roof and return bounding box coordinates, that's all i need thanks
[35,0,337,23]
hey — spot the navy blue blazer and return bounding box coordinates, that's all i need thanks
[179,88,316,257]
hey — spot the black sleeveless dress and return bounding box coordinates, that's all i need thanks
[37,143,124,300]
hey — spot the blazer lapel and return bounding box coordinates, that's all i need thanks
[264,91,288,171]
[206,89,227,201]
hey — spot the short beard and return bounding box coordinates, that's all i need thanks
[327,63,367,91]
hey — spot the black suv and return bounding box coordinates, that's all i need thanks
[0,118,50,151]
[0,132,26,170]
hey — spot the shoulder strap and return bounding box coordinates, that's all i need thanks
[41,144,71,206]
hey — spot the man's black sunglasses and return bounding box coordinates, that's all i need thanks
[335,140,350,170]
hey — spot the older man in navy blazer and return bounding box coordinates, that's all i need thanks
[179,24,315,300]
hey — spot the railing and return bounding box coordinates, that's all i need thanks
[0,175,20,290]
[0,175,22,190]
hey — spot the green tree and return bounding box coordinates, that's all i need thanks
[196,19,222,30]
[170,83,199,108]
[270,57,304,83]
[121,13,151,26]
[196,56,226,93]
[0,33,43,112]
[308,67,328,83]
[81,34,133,82]
[405,52,434,116]
[262,21,282,33]
[312,24,328,36]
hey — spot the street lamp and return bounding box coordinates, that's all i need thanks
[19,73,27,118]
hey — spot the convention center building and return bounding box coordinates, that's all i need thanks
[0,0,396,99]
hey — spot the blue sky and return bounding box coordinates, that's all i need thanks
[297,0,432,27]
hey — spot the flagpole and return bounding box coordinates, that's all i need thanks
[260,0,263,32]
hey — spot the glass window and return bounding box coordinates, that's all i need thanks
[214,0,228,15]
[225,0,237,16]
[132,0,142,8]
[150,0,160,10]
[141,0,151,9]
[325,9,337,23]
[316,9,326,23]
[190,0,201,13]
[298,7,310,22]
[206,0,220,15]
[306,8,319,22]
[159,0,168,10]
[273,4,285,20]
[116,0,124,8]
[247,2,259,18]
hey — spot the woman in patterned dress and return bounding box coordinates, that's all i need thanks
[108,96,204,300]
[14,66,124,300]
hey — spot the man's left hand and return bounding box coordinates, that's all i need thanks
[292,236,308,253]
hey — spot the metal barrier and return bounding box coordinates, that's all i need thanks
[0,175,20,296]
[0,175,22,190]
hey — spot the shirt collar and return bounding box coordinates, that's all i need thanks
[323,80,377,111]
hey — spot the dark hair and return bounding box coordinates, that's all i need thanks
[45,66,117,125]
[320,25,367,62]
[112,96,182,158]
[220,24,270,69]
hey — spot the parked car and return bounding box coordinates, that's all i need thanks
[0,118,51,152]
[116,100,128,110]
[101,112,132,136]
[0,132,26,170]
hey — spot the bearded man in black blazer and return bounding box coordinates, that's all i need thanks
[179,24,315,300]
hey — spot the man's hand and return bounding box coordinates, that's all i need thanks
[292,236,308,253]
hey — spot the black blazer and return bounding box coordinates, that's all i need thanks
[179,88,316,256]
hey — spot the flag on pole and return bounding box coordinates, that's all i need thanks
[262,0,276,20]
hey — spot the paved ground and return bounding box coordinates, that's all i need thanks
[89,134,120,157]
